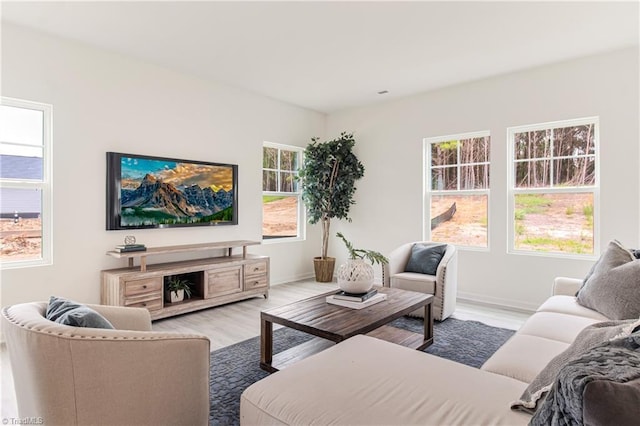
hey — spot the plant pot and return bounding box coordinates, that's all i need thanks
[165,289,184,304]
[313,257,336,282]
[337,259,374,293]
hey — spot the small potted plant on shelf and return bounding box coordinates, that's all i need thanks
[336,232,388,294]
[165,276,193,303]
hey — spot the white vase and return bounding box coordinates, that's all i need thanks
[165,289,184,303]
[337,259,374,293]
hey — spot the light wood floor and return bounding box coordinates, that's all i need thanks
[1,280,530,418]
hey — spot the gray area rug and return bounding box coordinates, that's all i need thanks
[209,316,515,425]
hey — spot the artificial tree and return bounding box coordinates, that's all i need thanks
[297,132,365,282]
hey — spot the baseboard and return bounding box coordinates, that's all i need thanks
[457,291,538,314]
[270,272,316,286]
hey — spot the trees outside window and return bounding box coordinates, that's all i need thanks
[508,118,598,256]
[262,142,304,241]
[0,98,52,268]
[425,131,490,248]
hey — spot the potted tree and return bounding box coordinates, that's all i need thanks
[165,276,193,303]
[336,232,388,293]
[298,132,365,282]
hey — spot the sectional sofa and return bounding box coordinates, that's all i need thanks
[240,277,632,424]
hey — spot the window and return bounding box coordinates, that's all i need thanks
[508,117,598,256]
[0,97,52,268]
[262,142,304,241]
[425,131,490,248]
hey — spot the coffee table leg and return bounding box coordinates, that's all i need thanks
[424,302,434,345]
[260,316,274,371]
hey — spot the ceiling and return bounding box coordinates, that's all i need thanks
[2,1,638,113]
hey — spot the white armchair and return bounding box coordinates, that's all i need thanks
[383,242,458,320]
[1,302,211,425]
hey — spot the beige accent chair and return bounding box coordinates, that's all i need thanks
[383,242,458,320]
[1,302,210,426]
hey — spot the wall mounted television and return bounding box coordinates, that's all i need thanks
[106,152,238,230]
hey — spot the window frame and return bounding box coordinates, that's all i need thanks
[423,130,491,250]
[261,141,305,243]
[0,97,53,269]
[507,117,600,259]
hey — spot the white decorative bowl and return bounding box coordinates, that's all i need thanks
[337,259,374,294]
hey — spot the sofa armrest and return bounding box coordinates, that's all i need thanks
[88,304,152,331]
[553,277,583,296]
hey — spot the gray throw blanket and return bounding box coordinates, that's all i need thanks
[530,331,640,426]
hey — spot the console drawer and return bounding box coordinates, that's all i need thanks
[124,293,163,311]
[124,277,162,297]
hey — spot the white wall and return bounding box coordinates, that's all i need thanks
[0,24,324,307]
[327,48,640,311]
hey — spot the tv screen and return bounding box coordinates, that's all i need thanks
[106,152,238,230]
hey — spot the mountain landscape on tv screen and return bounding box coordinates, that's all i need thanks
[119,158,234,227]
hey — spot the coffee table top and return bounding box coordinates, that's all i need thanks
[261,286,433,342]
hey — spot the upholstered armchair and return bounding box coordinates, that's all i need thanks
[383,242,458,320]
[1,302,210,426]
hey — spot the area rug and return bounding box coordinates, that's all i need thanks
[209,317,515,425]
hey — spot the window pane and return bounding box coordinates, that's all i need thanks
[515,159,551,188]
[431,167,457,190]
[552,124,596,158]
[430,194,488,247]
[0,188,42,261]
[460,165,489,189]
[262,195,298,239]
[554,157,596,187]
[262,147,277,169]
[514,192,594,254]
[431,141,458,167]
[262,170,277,191]
[514,130,549,160]
[0,105,43,147]
[460,137,490,164]
[279,150,298,171]
[0,153,44,180]
[279,172,298,192]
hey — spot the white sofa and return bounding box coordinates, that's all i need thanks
[240,277,610,425]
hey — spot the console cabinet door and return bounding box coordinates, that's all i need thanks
[206,266,242,298]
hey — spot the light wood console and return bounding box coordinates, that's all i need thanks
[101,240,269,320]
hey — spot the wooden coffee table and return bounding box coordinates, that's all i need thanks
[260,286,433,372]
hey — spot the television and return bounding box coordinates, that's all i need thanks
[106,152,238,230]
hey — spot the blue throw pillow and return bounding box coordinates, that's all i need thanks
[404,243,447,276]
[46,296,114,329]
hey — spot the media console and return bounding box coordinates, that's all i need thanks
[100,240,269,320]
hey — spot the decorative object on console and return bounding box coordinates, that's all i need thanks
[335,232,388,293]
[124,235,136,245]
[576,240,640,320]
[297,132,364,282]
[165,276,193,303]
[106,152,238,230]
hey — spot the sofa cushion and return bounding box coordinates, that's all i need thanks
[241,335,530,425]
[46,296,114,329]
[511,319,640,414]
[577,240,640,320]
[481,334,569,383]
[536,295,609,321]
[404,243,446,275]
[517,311,603,344]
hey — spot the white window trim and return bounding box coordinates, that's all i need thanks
[0,97,53,269]
[262,141,305,244]
[507,117,600,259]
[423,130,491,251]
